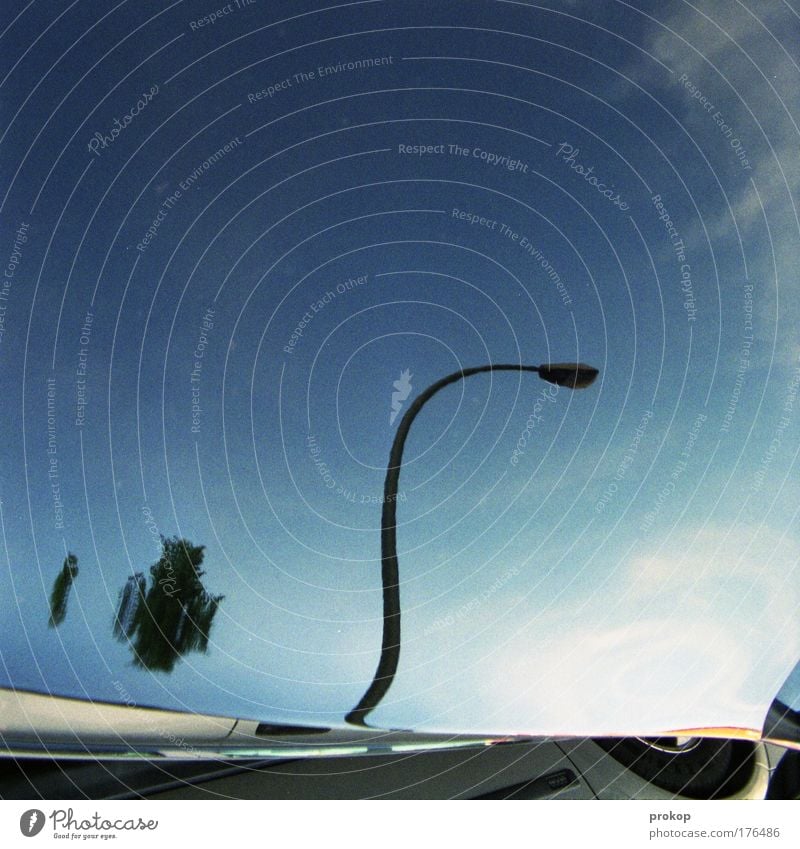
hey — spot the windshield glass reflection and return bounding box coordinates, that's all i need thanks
[0,0,798,736]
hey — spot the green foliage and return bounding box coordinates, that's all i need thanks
[114,536,224,673]
[47,554,79,628]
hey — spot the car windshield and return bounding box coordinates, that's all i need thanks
[0,0,798,742]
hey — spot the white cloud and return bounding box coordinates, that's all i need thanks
[609,3,800,368]
[385,524,800,736]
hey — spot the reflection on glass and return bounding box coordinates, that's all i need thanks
[347,363,598,726]
[112,572,146,642]
[47,554,79,628]
[113,537,224,673]
[2,0,797,739]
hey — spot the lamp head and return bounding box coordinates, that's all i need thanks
[538,362,599,389]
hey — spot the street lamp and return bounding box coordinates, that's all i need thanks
[346,362,599,727]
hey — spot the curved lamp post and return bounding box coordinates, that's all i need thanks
[346,362,600,727]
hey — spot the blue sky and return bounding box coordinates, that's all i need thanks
[0,0,798,735]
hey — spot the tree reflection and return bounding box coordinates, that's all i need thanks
[112,572,146,642]
[48,554,79,627]
[113,536,224,673]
